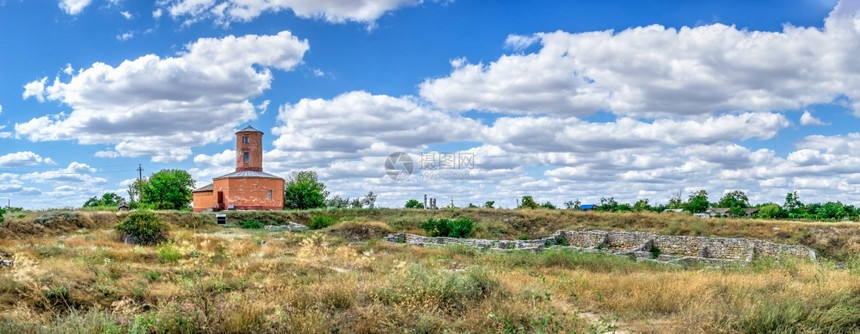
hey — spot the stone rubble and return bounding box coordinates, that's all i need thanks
[383,230,818,265]
[264,222,309,232]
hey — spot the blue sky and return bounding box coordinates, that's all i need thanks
[2,0,860,209]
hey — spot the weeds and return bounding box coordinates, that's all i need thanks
[0,209,858,333]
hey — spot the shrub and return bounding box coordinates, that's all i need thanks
[239,219,264,229]
[114,211,169,245]
[309,214,336,229]
[420,218,475,238]
[157,244,182,263]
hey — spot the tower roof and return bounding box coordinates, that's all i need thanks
[236,125,263,134]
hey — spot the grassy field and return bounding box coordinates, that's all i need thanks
[0,209,858,333]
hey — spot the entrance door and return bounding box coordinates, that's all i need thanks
[217,191,224,210]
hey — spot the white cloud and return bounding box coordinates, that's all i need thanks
[800,110,827,126]
[17,31,309,162]
[116,31,134,41]
[159,0,423,26]
[0,151,52,167]
[504,34,539,50]
[421,5,860,117]
[153,8,163,18]
[63,63,74,75]
[22,77,47,102]
[59,0,93,15]
[94,150,119,158]
[21,162,106,185]
[120,10,132,19]
[481,112,789,152]
[272,91,479,157]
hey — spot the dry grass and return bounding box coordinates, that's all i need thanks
[0,210,858,332]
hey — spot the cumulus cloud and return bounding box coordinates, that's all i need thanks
[21,162,106,184]
[421,4,860,117]
[160,0,423,26]
[504,34,539,50]
[22,77,47,102]
[481,112,789,152]
[0,151,53,167]
[800,110,827,126]
[59,0,92,15]
[269,91,480,169]
[17,31,309,162]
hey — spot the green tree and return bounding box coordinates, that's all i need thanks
[598,197,619,212]
[519,195,539,209]
[483,201,495,209]
[633,199,651,212]
[758,203,785,219]
[564,199,581,210]
[686,190,709,213]
[784,191,804,215]
[405,199,424,209]
[540,201,557,209]
[668,190,684,209]
[83,192,125,208]
[139,169,195,210]
[325,195,350,208]
[817,202,847,220]
[0,207,5,225]
[284,171,329,210]
[717,190,750,209]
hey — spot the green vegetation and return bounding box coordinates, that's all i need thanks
[519,195,539,209]
[404,199,424,209]
[284,170,329,210]
[82,192,125,209]
[309,214,336,229]
[420,217,475,238]
[136,169,195,210]
[114,210,169,245]
[686,189,710,213]
[0,220,856,333]
[238,219,264,229]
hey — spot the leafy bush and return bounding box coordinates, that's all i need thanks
[239,219,264,229]
[0,207,4,225]
[309,214,336,229]
[157,244,182,263]
[114,211,168,245]
[420,217,475,238]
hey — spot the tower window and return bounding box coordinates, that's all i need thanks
[243,136,249,143]
[267,190,272,200]
[243,152,249,163]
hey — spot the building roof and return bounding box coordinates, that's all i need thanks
[236,125,263,134]
[192,183,214,192]
[213,170,283,180]
[709,208,731,214]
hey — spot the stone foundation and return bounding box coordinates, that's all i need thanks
[383,230,817,265]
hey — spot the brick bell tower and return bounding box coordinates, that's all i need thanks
[235,125,264,172]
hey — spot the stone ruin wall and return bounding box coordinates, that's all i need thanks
[384,230,818,265]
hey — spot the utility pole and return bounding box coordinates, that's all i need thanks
[137,164,144,182]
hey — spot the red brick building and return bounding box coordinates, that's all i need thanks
[192,126,284,212]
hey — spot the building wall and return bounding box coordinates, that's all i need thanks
[192,191,216,212]
[235,131,263,172]
[211,177,284,210]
